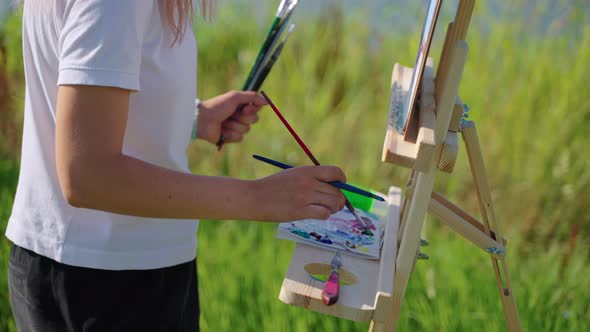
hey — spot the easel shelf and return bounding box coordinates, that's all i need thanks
[279,187,402,323]
[382,63,436,172]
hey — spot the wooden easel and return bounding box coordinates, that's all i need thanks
[279,1,521,331]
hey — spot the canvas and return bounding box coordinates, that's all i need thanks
[392,0,443,139]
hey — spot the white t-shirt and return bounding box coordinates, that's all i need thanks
[6,0,199,270]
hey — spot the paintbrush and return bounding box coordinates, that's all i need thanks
[243,0,288,90]
[251,24,295,91]
[247,1,298,90]
[216,2,298,151]
[260,91,373,235]
[252,154,385,202]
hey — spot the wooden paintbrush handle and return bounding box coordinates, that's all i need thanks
[321,270,340,306]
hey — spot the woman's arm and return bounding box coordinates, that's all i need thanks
[56,85,346,222]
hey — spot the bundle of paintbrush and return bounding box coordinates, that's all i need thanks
[217,0,298,150]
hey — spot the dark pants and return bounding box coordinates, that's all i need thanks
[8,244,199,332]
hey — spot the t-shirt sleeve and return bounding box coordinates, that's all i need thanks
[58,0,153,91]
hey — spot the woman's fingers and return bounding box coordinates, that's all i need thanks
[313,180,342,196]
[221,120,250,143]
[229,90,267,108]
[312,165,347,184]
[303,204,333,221]
[230,109,259,125]
[223,119,249,133]
[220,92,265,145]
[240,103,263,115]
[307,191,345,215]
[220,130,243,143]
[221,107,262,143]
[313,182,346,211]
[306,167,347,217]
[316,182,346,213]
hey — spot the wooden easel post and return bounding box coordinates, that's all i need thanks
[375,40,469,332]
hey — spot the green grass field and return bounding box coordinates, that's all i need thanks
[1,3,589,331]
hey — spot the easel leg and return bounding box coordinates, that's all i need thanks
[385,167,437,331]
[491,257,521,331]
[428,191,521,331]
[369,171,420,332]
[369,320,387,332]
[462,122,522,331]
[397,170,416,245]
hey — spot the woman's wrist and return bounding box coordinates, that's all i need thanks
[239,179,273,222]
[192,98,221,144]
[191,98,201,140]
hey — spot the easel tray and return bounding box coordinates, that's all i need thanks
[279,187,402,322]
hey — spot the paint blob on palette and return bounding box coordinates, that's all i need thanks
[277,208,384,259]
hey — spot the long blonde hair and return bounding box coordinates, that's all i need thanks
[167,0,215,44]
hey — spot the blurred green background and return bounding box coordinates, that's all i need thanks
[1,1,589,331]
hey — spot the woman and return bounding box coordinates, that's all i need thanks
[6,1,347,330]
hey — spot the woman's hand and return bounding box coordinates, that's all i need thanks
[196,91,267,145]
[249,165,348,222]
